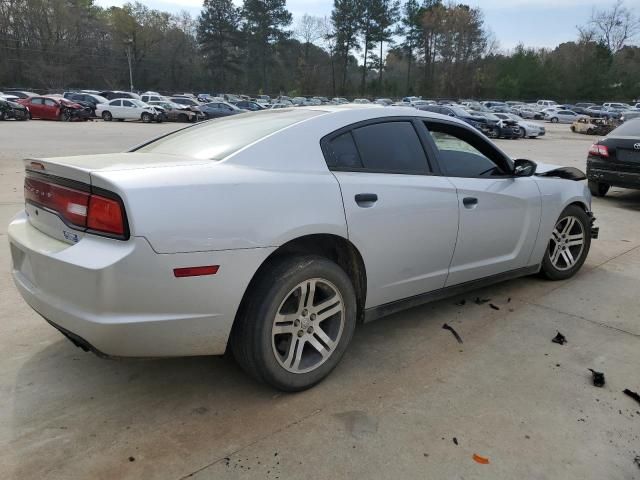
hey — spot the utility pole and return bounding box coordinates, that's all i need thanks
[124,38,134,92]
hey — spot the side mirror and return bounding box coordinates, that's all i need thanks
[513,158,537,177]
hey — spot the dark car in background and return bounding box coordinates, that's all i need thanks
[417,104,489,132]
[63,92,108,116]
[98,90,140,101]
[231,100,265,111]
[199,101,244,119]
[586,118,640,196]
[0,98,29,120]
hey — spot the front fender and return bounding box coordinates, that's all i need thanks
[529,178,592,264]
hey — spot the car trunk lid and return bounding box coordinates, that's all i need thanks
[23,153,211,244]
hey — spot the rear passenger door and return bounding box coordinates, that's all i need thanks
[322,119,460,309]
[423,120,541,286]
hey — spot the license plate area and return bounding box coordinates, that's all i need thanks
[617,149,640,164]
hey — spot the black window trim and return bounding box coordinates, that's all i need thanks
[320,117,441,176]
[420,119,516,179]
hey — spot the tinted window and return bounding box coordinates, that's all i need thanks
[44,98,56,106]
[31,98,44,105]
[609,118,640,137]
[122,100,133,107]
[325,132,362,169]
[350,122,429,173]
[426,122,507,177]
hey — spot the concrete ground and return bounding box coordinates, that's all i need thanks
[1,119,639,480]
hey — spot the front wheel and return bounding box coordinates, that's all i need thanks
[519,127,526,138]
[231,255,357,391]
[540,205,591,281]
[550,117,559,123]
[141,112,152,123]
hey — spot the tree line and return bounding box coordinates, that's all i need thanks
[0,0,638,101]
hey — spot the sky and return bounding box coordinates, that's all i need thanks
[95,0,640,50]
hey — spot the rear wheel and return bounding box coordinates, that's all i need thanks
[588,180,610,197]
[519,127,526,138]
[102,111,112,121]
[231,255,357,391]
[540,205,591,280]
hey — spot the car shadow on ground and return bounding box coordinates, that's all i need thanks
[600,189,640,211]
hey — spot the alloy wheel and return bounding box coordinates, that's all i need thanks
[548,216,585,271]
[271,278,345,374]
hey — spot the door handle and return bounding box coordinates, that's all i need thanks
[355,193,378,207]
[463,197,478,208]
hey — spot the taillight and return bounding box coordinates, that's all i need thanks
[589,144,609,157]
[88,194,125,235]
[24,173,127,239]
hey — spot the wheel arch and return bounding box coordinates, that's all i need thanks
[229,234,368,351]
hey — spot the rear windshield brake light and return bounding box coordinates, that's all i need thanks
[24,173,128,239]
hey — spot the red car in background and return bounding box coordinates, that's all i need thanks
[17,96,91,121]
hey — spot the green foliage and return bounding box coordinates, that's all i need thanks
[0,0,638,101]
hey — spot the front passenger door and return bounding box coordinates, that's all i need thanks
[324,120,460,309]
[423,121,541,286]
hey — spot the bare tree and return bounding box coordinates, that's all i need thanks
[581,0,640,53]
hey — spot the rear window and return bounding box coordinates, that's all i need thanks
[609,118,640,137]
[134,109,325,160]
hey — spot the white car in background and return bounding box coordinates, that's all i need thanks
[8,107,596,391]
[546,109,582,124]
[96,98,162,122]
[494,113,546,138]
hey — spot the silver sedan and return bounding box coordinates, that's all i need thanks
[8,107,596,391]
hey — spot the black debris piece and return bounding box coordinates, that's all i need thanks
[507,297,512,303]
[623,389,640,406]
[455,299,466,306]
[453,437,459,446]
[128,456,135,462]
[589,369,605,388]
[442,323,463,344]
[552,331,567,345]
[635,456,640,469]
[475,297,490,305]
[489,303,500,310]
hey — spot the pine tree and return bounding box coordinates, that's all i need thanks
[197,0,242,91]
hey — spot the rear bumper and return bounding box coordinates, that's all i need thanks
[587,163,640,189]
[9,211,273,357]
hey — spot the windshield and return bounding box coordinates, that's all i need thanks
[135,109,325,160]
[131,99,147,107]
[450,106,471,117]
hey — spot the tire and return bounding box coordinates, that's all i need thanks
[551,117,559,123]
[141,112,152,123]
[102,111,112,121]
[587,128,594,135]
[0,111,5,121]
[570,125,575,132]
[178,113,189,123]
[519,127,526,138]
[588,180,610,197]
[231,255,357,391]
[540,205,591,281]
[59,110,71,122]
